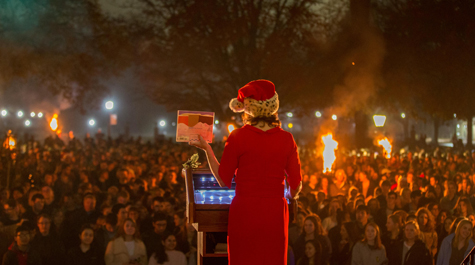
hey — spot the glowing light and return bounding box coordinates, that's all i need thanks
[352,62,355,65]
[401,113,406,119]
[17,111,23,117]
[315,111,322,118]
[50,114,58,131]
[373,115,386,127]
[159,120,166,127]
[30,112,35,117]
[89,119,95,126]
[322,133,338,173]
[332,114,337,121]
[37,112,43,118]
[378,138,392,159]
[287,112,293,118]
[215,120,219,124]
[1,110,6,116]
[457,124,460,128]
[288,123,293,129]
[4,131,16,150]
[25,120,31,126]
[228,124,235,134]
[454,113,457,118]
[105,101,114,110]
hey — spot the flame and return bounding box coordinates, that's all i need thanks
[3,131,15,150]
[378,138,392,159]
[227,124,235,134]
[322,133,338,173]
[50,114,58,131]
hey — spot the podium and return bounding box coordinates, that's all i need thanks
[183,168,234,265]
[183,167,297,265]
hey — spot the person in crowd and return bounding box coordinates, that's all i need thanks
[289,211,307,245]
[95,213,118,256]
[374,191,398,235]
[1,200,21,226]
[389,220,432,265]
[453,196,474,218]
[440,181,459,213]
[112,203,128,227]
[329,169,349,198]
[67,225,104,265]
[354,205,370,239]
[437,219,475,265]
[105,218,147,265]
[2,225,42,265]
[143,212,169,259]
[148,232,187,265]
[415,207,438,257]
[62,193,101,250]
[173,210,190,255]
[322,199,341,232]
[382,213,403,261]
[294,215,331,265]
[350,222,387,265]
[297,240,321,265]
[30,213,66,265]
[22,194,45,222]
[331,221,359,265]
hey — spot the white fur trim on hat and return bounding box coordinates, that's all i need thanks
[229,98,245,113]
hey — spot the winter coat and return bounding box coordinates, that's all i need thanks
[388,239,432,265]
[436,233,475,265]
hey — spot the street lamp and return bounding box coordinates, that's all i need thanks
[1,110,7,117]
[287,112,293,118]
[159,120,166,127]
[37,112,43,118]
[401,113,406,119]
[315,111,322,118]
[25,120,31,126]
[89,119,95,126]
[30,112,35,117]
[105,101,114,110]
[17,111,23,118]
[332,114,337,121]
[373,115,387,127]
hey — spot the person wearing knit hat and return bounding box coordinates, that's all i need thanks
[190,79,302,265]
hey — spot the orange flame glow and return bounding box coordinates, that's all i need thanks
[50,114,58,131]
[378,138,392,159]
[322,133,338,173]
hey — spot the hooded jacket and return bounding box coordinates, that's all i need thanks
[389,239,432,265]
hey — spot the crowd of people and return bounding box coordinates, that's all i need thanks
[1,133,475,265]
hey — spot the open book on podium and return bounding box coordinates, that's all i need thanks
[176,110,215,143]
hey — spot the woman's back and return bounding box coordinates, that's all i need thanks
[219,124,301,194]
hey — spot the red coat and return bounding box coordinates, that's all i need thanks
[219,125,302,265]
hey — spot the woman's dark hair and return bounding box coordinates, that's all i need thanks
[79,224,95,237]
[241,113,281,128]
[298,240,322,265]
[153,232,175,264]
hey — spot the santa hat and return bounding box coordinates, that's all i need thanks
[229,80,279,117]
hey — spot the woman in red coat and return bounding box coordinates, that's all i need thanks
[190,80,302,265]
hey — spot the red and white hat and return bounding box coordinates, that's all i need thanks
[229,80,279,117]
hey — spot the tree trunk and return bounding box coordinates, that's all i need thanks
[433,117,439,147]
[467,116,473,150]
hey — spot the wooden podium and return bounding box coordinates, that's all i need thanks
[183,168,232,265]
[183,167,297,265]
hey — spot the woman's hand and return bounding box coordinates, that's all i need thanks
[189,135,209,151]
